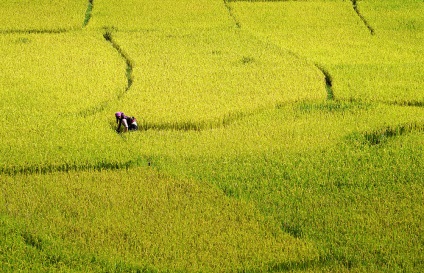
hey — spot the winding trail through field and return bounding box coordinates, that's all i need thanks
[315,64,335,100]
[74,32,133,117]
[0,29,67,34]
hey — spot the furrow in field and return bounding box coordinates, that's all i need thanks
[266,42,335,101]
[0,29,68,34]
[103,31,134,92]
[351,0,375,35]
[0,158,147,176]
[137,109,260,132]
[266,44,335,101]
[315,64,335,100]
[82,0,94,27]
[387,100,424,108]
[225,1,334,101]
[74,31,132,117]
[274,49,335,101]
[348,97,424,109]
[224,0,241,28]
[347,121,424,146]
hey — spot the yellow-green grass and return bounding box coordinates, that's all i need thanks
[1,102,423,271]
[0,167,318,272]
[142,104,424,271]
[0,32,127,169]
[0,32,127,115]
[87,0,234,31]
[0,0,88,32]
[150,103,422,179]
[111,28,325,129]
[0,0,423,271]
[230,1,424,104]
[361,0,424,36]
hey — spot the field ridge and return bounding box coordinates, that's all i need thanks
[0,29,68,34]
[0,157,147,176]
[225,2,337,100]
[315,64,335,100]
[357,121,424,146]
[224,0,241,28]
[351,0,375,35]
[82,0,94,27]
[103,30,134,91]
[138,108,260,131]
[386,99,424,108]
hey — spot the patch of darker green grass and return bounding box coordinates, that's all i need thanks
[293,100,372,114]
[0,156,150,176]
[82,0,93,27]
[103,30,134,91]
[0,214,158,272]
[346,121,424,146]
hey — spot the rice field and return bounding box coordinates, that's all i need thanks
[230,0,424,104]
[0,0,423,272]
[0,0,87,32]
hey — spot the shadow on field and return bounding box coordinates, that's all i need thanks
[109,110,257,132]
[267,254,353,272]
[346,121,424,146]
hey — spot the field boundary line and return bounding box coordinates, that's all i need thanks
[82,0,94,27]
[224,0,241,28]
[351,0,375,35]
[257,36,336,101]
[220,3,335,100]
[72,30,134,117]
[346,120,424,146]
[138,108,264,132]
[0,158,148,176]
[103,30,134,92]
[0,29,69,34]
[385,100,424,108]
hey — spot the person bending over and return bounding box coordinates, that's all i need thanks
[115,112,138,132]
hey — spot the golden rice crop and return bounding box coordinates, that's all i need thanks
[230,1,424,104]
[361,0,424,36]
[88,0,234,31]
[1,167,319,272]
[0,32,127,169]
[0,0,423,272]
[0,32,126,116]
[0,0,87,31]
[111,28,325,129]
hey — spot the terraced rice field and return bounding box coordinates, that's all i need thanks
[1,0,423,272]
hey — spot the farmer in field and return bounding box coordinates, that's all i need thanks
[115,112,138,132]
